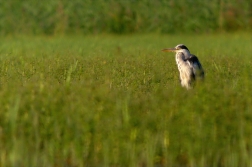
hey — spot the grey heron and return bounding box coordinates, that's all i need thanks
[162,44,204,89]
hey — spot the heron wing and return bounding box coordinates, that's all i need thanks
[186,55,204,79]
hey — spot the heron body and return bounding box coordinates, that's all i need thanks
[162,44,204,89]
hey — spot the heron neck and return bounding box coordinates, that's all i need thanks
[182,50,191,58]
[176,50,191,60]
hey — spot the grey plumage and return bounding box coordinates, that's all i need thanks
[162,44,204,89]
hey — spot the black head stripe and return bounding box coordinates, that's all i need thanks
[180,45,189,50]
[175,44,189,51]
[176,44,189,51]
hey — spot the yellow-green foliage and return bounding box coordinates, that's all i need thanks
[0,0,252,35]
[0,34,252,166]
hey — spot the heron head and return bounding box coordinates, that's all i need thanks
[162,44,190,52]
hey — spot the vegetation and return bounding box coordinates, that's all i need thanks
[0,33,251,166]
[0,0,252,35]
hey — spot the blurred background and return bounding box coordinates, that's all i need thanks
[1,1,252,166]
[1,0,252,35]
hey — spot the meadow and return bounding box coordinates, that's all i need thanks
[0,33,252,167]
[1,0,252,35]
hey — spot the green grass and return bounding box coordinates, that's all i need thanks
[0,33,252,167]
[1,0,252,35]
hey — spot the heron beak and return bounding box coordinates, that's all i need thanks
[161,48,178,52]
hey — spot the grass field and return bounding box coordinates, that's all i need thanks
[0,33,252,167]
